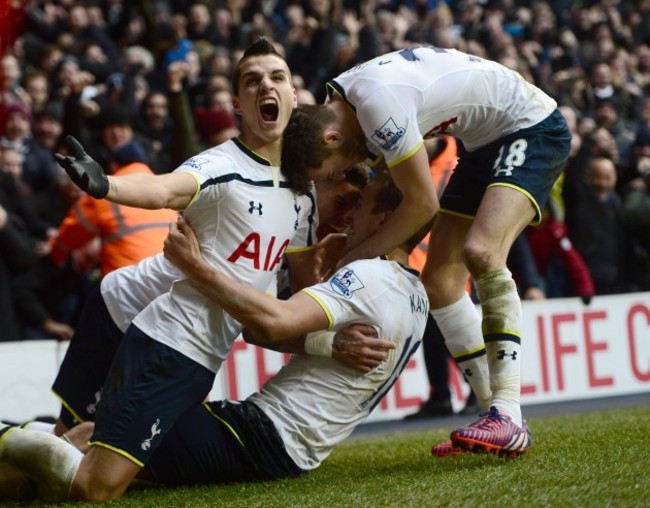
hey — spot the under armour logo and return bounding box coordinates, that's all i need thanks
[249,201,263,215]
[141,418,162,451]
[464,368,473,377]
[497,350,518,360]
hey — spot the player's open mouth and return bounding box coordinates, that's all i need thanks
[260,99,279,122]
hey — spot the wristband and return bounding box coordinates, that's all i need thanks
[304,331,334,357]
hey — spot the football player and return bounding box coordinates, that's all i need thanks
[281,46,572,456]
[1,178,428,499]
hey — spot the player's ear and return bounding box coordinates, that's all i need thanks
[379,210,393,226]
[323,128,343,148]
[232,97,241,115]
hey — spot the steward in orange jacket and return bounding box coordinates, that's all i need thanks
[50,143,178,275]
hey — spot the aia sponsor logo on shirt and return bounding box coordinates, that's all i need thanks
[228,233,290,272]
[329,268,365,299]
[424,116,458,138]
[372,118,405,150]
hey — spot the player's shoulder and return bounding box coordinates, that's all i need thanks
[326,258,422,302]
[177,140,265,180]
[337,257,403,283]
[176,144,233,169]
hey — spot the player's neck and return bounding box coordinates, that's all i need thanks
[238,133,282,166]
[386,247,409,265]
[330,99,366,158]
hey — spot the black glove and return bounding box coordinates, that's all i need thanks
[55,135,109,199]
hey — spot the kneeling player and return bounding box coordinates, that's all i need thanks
[1,178,430,499]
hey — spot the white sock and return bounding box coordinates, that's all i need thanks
[430,293,492,410]
[475,268,522,427]
[0,426,82,500]
[21,421,56,435]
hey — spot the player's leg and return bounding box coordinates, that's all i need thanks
[0,422,83,500]
[1,424,138,502]
[70,445,140,501]
[422,213,493,458]
[463,185,534,420]
[422,213,492,411]
[451,110,571,456]
[0,322,147,502]
[73,324,215,500]
[441,194,533,456]
[146,400,304,486]
[50,283,124,436]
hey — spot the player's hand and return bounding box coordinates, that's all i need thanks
[164,216,202,273]
[54,135,109,199]
[332,324,395,373]
[314,233,347,281]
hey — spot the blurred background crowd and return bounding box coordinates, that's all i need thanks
[0,0,649,342]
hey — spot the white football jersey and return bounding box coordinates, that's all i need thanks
[328,46,557,166]
[249,257,429,470]
[102,139,318,372]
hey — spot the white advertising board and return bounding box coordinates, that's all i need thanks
[1,293,648,423]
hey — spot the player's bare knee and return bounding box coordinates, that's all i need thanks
[461,241,494,277]
[70,449,135,502]
[422,264,469,305]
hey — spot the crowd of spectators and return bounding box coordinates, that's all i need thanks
[0,0,649,342]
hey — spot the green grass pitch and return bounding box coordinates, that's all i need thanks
[6,405,650,507]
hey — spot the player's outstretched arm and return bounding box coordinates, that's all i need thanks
[55,135,198,210]
[164,218,330,341]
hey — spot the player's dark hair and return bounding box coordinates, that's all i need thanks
[231,37,283,95]
[282,103,369,195]
[282,105,336,176]
[345,163,370,189]
[371,177,402,215]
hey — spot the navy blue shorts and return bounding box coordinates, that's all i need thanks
[51,284,124,428]
[147,400,304,485]
[440,108,571,224]
[90,325,215,466]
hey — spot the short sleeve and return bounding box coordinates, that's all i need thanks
[356,87,423,168]
[301,259,391,328]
